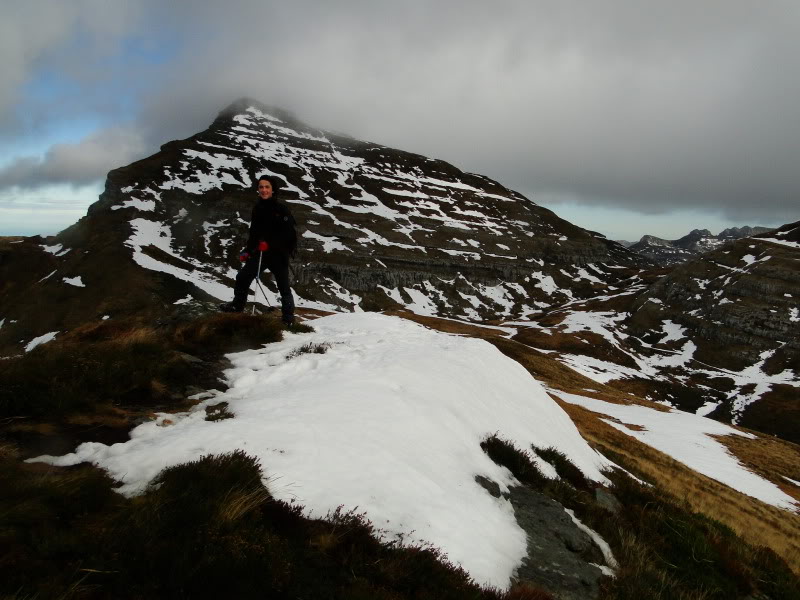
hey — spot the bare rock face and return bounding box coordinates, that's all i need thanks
[508,486,607,600]
[476,476,608,600]
[0,98,647,354]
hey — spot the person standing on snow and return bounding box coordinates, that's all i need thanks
[220,174,297,325]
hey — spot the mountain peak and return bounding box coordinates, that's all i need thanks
[217,97,293,121]
[0,99,647,355]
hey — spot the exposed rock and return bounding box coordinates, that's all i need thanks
[594,488,622,514]
[474,475,609,600]
[508,485,608,600]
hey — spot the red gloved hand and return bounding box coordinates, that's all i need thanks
[258,241,269,252]
[239,251,250,262]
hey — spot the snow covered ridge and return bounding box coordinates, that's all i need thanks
[30,312,613,589]
[627,226,775,266]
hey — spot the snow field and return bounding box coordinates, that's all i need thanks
[30,312,612,589]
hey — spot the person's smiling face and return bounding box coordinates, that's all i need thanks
[257,179,273,200]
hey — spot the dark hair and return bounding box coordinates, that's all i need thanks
[256,174,285,197]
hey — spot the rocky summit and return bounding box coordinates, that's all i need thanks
[0,98,647,355]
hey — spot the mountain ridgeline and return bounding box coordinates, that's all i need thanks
[0,98,647,354]
[2,99,800,598]
[625,226,774,266]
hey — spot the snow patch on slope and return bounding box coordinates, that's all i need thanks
[555,391,797,512]
[30,313,612,589]
[25,331,59,352]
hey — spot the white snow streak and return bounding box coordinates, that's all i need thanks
[25,331,59,352]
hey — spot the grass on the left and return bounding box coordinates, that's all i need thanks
[0,446,551,600]
[0,312,284,420]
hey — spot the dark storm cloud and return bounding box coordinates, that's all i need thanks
[2,1,798,225]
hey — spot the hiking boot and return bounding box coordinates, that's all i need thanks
[282,314,295,326]
[219,301,245,313]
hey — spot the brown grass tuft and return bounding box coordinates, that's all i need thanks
[503,583,555,600]
[218,486,271,523]
[113,326,160,346]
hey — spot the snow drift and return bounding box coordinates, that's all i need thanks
[31,312,612,588]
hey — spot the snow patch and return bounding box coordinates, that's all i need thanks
[302,230,351,253]
[25,331,59,352]
[40,243,63,254]
[29,313,613,588]
[555,391,797,512]
[657,320,685,344]
[112,198,157,212]
[403,287,439,316]
[62,276,85,287]
[760,237,799,249]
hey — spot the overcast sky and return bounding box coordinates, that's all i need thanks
[1,1,798,240]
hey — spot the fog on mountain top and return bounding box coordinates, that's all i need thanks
[1,1,799,236]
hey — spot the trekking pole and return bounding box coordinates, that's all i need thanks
[252,250,273,313]
[251,250,263,315]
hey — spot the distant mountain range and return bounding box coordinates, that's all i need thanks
[618,226,774,266]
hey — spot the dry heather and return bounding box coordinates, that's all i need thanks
[713,433,800,504]
[393,311,800,575]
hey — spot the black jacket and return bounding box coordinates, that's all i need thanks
[245,198,297,256]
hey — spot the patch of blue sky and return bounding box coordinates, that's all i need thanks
[0,114,110,168]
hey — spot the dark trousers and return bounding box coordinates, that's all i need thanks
[234,252,294,320]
